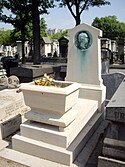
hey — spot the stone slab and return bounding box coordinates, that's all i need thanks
[0,114,21,139]
[12,134,72,166]
[79,83,106,112]
[24,106,78,128]
[21,99,98,148]
[0,140,9,150]
[0,89,29,122]
[10,66,53,83]
[98,156,125,167]
[102,72,125,100]
[105,123,119,140]
[103,146,125,161]
[21,121,67,148]
[24,98,97,129]
[103,138,125,160]
[11,66,53,78]
[106,80,125,122]
[105,122,125,142]
[0,148,69,167]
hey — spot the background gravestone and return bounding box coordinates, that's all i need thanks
[58,37,69,58]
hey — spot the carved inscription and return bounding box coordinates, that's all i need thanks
[114,111,125,122]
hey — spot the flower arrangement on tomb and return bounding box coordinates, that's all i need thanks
[34,74,70,88]
[34,73,54,86]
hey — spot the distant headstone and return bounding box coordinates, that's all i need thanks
[59,37,69,57]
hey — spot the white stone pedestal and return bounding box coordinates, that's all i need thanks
[12,98,101,166]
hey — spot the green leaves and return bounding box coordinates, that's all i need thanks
[92,16,125,41]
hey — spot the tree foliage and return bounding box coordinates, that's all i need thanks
[92,16,125,41]
[40,17,48,37]
[56,0,111,26]
[0,0,54,64]
[0,0,32,63]
[0,29,12,46]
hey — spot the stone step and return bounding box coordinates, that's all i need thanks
[0,148,69,167]
[12,134,72,166]
[20,99,98,148]
[12,111,103,166]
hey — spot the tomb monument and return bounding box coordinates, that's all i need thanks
[12,23,106,166]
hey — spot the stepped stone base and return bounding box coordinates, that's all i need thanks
[13,135,72,166]
[12,98,104,166]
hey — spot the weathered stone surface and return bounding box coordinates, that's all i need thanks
[102,72,125,100]
[103,138,125,160]
[10,66,53,83]
[105,80,125,122]
[0,114,21,139]
[98,156,125,167]
[0,89,28,121]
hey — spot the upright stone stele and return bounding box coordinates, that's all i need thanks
[66,23,106,111]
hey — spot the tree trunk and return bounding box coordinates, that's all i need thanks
[21,39,25,64]
[21,28,26,64]
[75,12,81,26]
[32,0,41,65]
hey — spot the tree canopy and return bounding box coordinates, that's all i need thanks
[0,0,54,64]
[92,16,125,41]
[56,0,111,26]
[0,29,12,46]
